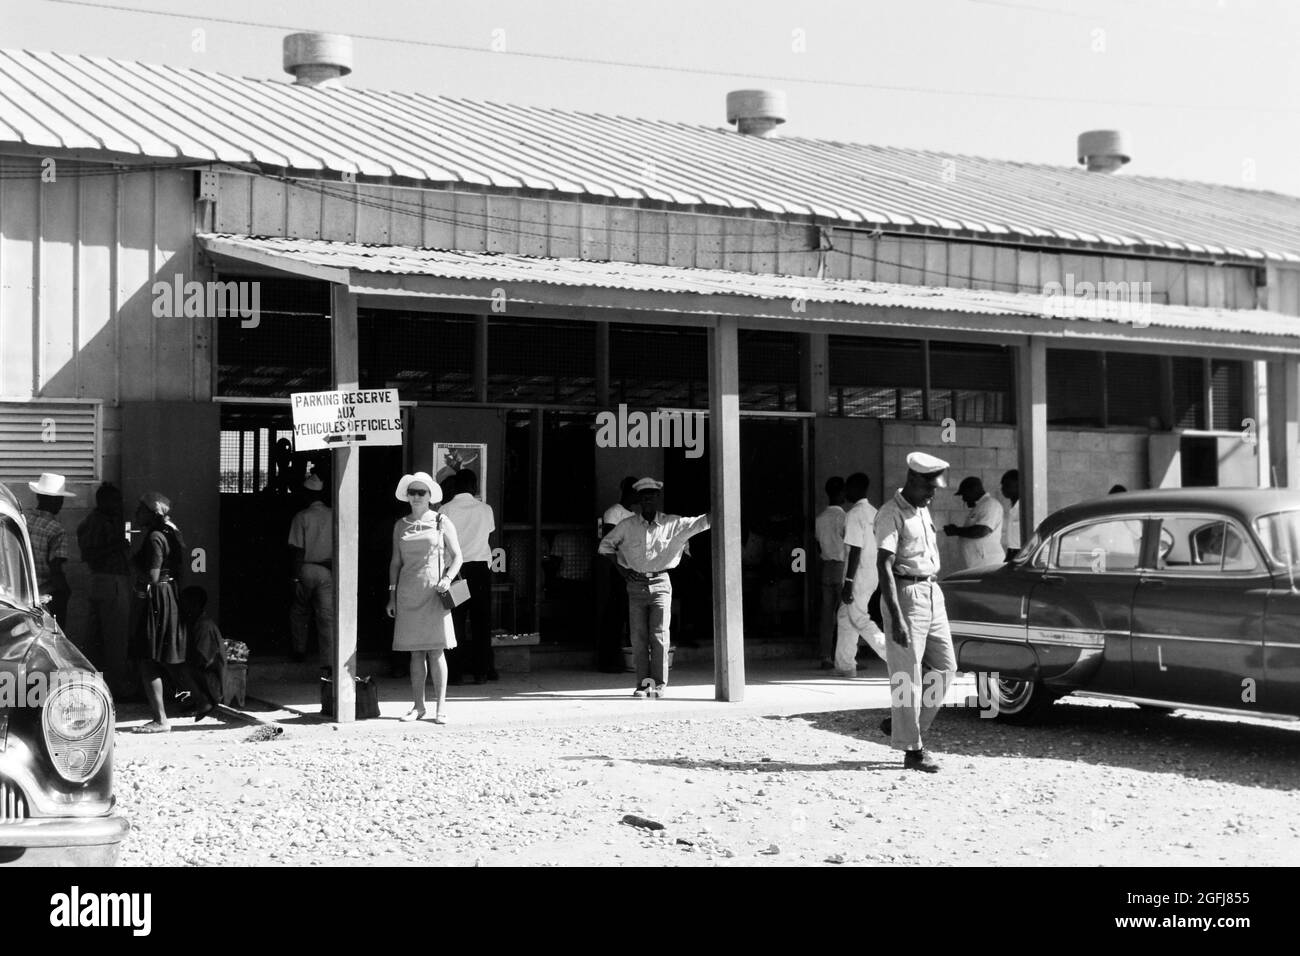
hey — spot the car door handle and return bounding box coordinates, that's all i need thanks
[1139,576,1165,588]
[1041,574,1064,585]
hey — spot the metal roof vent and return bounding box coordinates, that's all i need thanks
[1077,129,1131,173]
[726,90,787,138]
[283,32,353,89]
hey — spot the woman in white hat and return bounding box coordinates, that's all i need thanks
[387,472,462,722]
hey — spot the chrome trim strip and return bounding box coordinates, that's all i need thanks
[1029,627,1106,648]
[1263,641,1300,650]
[1075,691,1300,723]
[949,621,1025,641]
[1131,632,1262,647]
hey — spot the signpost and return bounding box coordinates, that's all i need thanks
[290,389,402,452]
[290,372,401,723]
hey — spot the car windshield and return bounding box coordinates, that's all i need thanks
[0,516,34,607]
[1254,510,1300,569]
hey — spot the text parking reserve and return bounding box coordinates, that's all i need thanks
[290,388,403,451]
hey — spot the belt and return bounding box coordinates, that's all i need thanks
[304,560,333,569]
[894,572,937,583]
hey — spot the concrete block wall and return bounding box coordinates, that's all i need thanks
[878,421,1147,572]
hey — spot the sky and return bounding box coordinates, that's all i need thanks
[6,0,1299,196]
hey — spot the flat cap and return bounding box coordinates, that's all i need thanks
[633,477,664,492]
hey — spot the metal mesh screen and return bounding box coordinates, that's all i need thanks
[739,330,801,410]
[217,279,331,397]
[1106,353,1163,428]
[828,336,925,418]
[489,318,596,404]
[1210,360,1244,432]
[609,324,708,409]
[1047,349,1103,426]
[359,311,475,402]
[1172,357,1205,429]
[929,343,1012,422]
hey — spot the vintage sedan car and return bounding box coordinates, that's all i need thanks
[0,483,128,865]
[943,488,1300,723]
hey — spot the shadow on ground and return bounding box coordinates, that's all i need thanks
[785,700,1300,791]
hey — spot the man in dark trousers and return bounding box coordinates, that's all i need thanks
[439,470,497,683]
[76,482,133,695]
[598,478,710,699]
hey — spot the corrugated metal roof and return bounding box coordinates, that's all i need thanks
[4,48,1299,261]
[198,235,1300,344]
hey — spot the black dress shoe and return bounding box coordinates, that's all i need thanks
[879,716,892,737]
[903,749,940,773]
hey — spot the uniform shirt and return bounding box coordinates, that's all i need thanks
[874,490,940,577]
[599,512,710,574]
[439,493,495,562]
[24,509,68,590]
[961,493,1005,570]
[814,504,847,562]
[1003,498,1021,550]
[288,501,333,564]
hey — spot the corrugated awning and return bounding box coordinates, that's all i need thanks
[198,234,1300,354]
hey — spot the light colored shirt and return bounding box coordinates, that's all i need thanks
[288,501,333,564]
[1003,498,1021,550]
[599,512,710,574]
[602,502,635,529]
[961,493,1005,570]
[439,492,495,562]
[875,490,940,577]
[814,504,847,562]
[842,498,879,589]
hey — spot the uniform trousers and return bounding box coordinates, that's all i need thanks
[882,579,957,752]
[835,564,887,674]
[819,559,844,661]
[449,560,493,679]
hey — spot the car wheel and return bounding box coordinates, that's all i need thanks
[978,672,1054,723]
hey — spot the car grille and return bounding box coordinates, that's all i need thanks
[0,778,27,822]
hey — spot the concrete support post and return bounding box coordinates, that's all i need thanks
[330,285,360,723]
[1251,361,1271,487]
[1016,336,1049,536]
[708,315,745,702]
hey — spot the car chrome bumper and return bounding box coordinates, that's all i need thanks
[0,814,129,866]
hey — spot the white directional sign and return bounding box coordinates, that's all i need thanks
[290,389,402,451]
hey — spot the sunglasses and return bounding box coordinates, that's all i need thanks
[406,489,430,497]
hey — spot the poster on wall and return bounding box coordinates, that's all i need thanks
[432,442,487,498]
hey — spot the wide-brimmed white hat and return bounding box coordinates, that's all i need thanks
[395,472,442,504]
[28,473,76,498]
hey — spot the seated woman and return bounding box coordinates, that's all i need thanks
[179,585,228,719]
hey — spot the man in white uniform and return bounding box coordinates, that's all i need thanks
[814,476,847,669]
[944,476,1004,572]
[834,472,886,677]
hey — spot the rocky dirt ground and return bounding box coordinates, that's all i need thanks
[114,695,1300,866]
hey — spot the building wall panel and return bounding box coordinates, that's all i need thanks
[39,174,78,395]
[0,173,38,397]
[116,170,155,402]
[77,172,116,401]
[285,179,322,240]
[355,184,391,244]
[154,170,197,402]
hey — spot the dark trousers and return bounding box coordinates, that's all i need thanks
[595,561,629,671]
[449,561,493,679]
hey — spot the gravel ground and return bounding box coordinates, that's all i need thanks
[115,699,1300,866]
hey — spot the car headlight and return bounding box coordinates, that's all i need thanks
[41,679,112,783]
